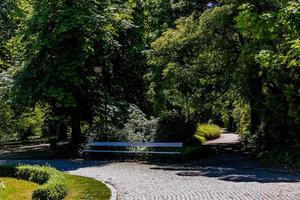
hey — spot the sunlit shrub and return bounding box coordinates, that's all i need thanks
[194,124,221,143]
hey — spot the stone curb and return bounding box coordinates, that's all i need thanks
[103,181,117,200]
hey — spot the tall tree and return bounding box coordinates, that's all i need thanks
[13,0,115,148]
[148,0,300,149]
[110,0,148,110]
[147,5,239,122]
[236,0,300,148]
[0,0,21,71]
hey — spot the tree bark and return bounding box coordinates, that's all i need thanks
[249,69,264,136]
[71,111,82,150]
[250,99,261,135]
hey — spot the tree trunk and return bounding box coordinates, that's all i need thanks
[248,61,264,136]
[71,111,82,150]
[250,99,261,135]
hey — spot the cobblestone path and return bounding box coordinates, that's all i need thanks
[2,155,300,200]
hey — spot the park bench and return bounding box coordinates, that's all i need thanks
[83,142,183,155]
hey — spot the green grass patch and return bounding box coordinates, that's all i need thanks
[0,165,111,200]
[0,177,39,200]
[0,165,68,200]
[194,124,222,143]
[64,174,111,200]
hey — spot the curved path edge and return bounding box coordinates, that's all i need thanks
[66,171,118,200]
[103,180,117,200]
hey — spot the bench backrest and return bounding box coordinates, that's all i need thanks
[87,142,183,148]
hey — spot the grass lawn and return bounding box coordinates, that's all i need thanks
[64,174,111,200]
[0,177,39,200]
[0,174,111,200]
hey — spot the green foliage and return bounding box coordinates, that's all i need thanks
[108,0,149,109]
[232,101,251,144]
[86,102,194,143]
[13,0,114,108]
[259,145,300,172]
[144,0,215,40]
[193,134,206,144]
[195,124,221,142]
[0,0,23,71]
[181,146,203,159]
[0,165,68,200]
[16,165,51,184]
[10,0,152,147]
[147,0,300,156]
[181,145,215,159]
[122,105,158,142]
[0,70,46,141]
[155,113,196,142]
[146,5,239,123]
[235,0,300,149]
[86,103,158,142]
[0,173,111,200]
[0,0,299,171]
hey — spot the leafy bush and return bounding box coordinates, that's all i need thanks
[86,103,159,143]
[232,101,252,145]
[181,146,203,159]
[121,105,158,142]
[181,146,215,159]
[0,164,17,177]
[193,134,206,144]
[194,124,221,143]
[0,70,46,142]
[16,165,50,184]
[259,145,300,172]
[155,113,196,142]
[0,165,68,200]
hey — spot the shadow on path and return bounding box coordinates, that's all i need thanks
[149,155,300,183]
[1,140,300,184]
[0,159,113,172]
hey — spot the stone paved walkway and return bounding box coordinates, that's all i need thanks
[204,133,240,145]
[1,155,300,200]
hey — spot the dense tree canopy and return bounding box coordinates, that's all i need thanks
[147,0,300,149]
[0,0,299,161]
[0,0,21,71]
[146,5,239,121]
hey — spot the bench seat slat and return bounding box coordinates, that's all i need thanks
[83,149,181,155]
[86,142,183,148]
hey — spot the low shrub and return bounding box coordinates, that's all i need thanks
[0,164,17,177]
[0,165,68,200]
[194,124,221,143]
[16,165,50,184]
[181,146,215,159]
[259,145,300,172]
[155,114,196,142]
[182,146,203,158]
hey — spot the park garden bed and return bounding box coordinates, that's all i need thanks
[0,165,111,200]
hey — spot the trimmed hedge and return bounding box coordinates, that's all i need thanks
[194,124,221,143]
[0,165,68,200]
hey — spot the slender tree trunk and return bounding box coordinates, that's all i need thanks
[249,67,264,136]
[71,111,82,150]
[250,99,261,135]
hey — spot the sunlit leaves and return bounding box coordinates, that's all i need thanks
[147,5,238,119]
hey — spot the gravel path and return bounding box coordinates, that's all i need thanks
[1,155,300,200]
